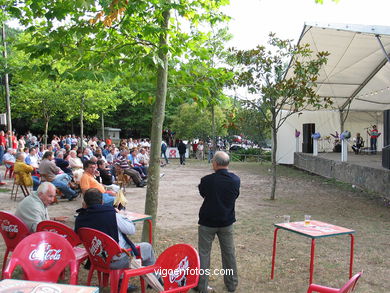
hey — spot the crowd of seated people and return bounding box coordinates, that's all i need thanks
[0,130,153,198]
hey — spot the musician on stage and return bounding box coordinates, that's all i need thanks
[367,125,381,154]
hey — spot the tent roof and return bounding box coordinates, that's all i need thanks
[285,22,390,112]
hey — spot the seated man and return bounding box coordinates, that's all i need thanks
[3,148,16,165]
[352,132,364,154]
[81,147,91,162]
[116,149,146,188]
[74,188,156,269]
[97,159,120,193]
[14,152,40,191]
[15,182,68,232]
[137,148,150,167]
[128,148,148,178]
[39,151,77,201]
[106,147,118,165]
[55,151,73,175]
[102,144,110,158]
[80,160,115,206]
[25,147,39,169]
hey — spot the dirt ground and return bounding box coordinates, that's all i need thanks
[0,159,389,292]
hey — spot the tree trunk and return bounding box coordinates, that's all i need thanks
[101,112,105,141]
[80,96,84,149]
[44,118,49,146]
[142,6,170,243]
[270,111,277,200]
[211,104,216,153]
[2,22,12,146]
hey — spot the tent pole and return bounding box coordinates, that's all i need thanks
[1,22,12,142]
[376,35,390,63]
[339,110,344,132]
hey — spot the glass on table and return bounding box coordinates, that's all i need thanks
[304,215,311,226]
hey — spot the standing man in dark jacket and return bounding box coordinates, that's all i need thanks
[197,151,240,293]
[177,140,187,165]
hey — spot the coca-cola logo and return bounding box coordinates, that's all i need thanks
[43,228,68,239]
[28,243,62,271]
[169,256,188,287]
[169,149,177,158]
[1,220,18,239]
[90,236,108,263]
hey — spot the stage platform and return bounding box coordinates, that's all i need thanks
[294,152,390,198]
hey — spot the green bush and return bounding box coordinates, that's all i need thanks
[230,148,271,162]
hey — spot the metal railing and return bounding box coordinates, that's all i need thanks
[228,152,271,163]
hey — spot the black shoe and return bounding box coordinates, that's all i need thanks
[136,182,146,188]
[147,277,164,289]
[68,194,78,201]
[118,280,138,292]
[126,284,138,292]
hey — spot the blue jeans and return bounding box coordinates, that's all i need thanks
[0,146,4,164]
[52,174,76,199]
[161,150,168,164]
[133,165,147,177]
[102,193,115,206]
[208,150,214,163]
[32,176,40,191]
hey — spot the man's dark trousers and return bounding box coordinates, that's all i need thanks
[198,224,238,292]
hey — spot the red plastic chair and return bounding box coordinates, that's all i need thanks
[4,161,14,179]
[78,227,143,293]
[36,220,89,277]
[3,231,79,284]
[0,211,30,278]
[307,271,363,293]
[120,243,200,293]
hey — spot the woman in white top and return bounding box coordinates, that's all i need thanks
[69,150,83,170]
[68,150,84,183]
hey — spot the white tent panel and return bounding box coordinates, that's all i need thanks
[284,22,390,112]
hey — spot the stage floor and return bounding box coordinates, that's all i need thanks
[316,152,384,170]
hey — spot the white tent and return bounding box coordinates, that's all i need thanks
[278,22,390,164]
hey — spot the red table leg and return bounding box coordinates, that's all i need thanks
[271,228,279,280]
[349,234,354,278]
[309,239,316,284]
[146,219,153,244]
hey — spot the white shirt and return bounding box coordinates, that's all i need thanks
[3,152,15,163]
[26,154,39,168]
[116,213,136,248]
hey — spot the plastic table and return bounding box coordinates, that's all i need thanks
[0,279,99,292]
[270,220,355,284]
[119,210,153,244]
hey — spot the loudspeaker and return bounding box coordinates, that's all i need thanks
[384,110,390,147]
[382,147,390,169]
[302,123,315,153]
